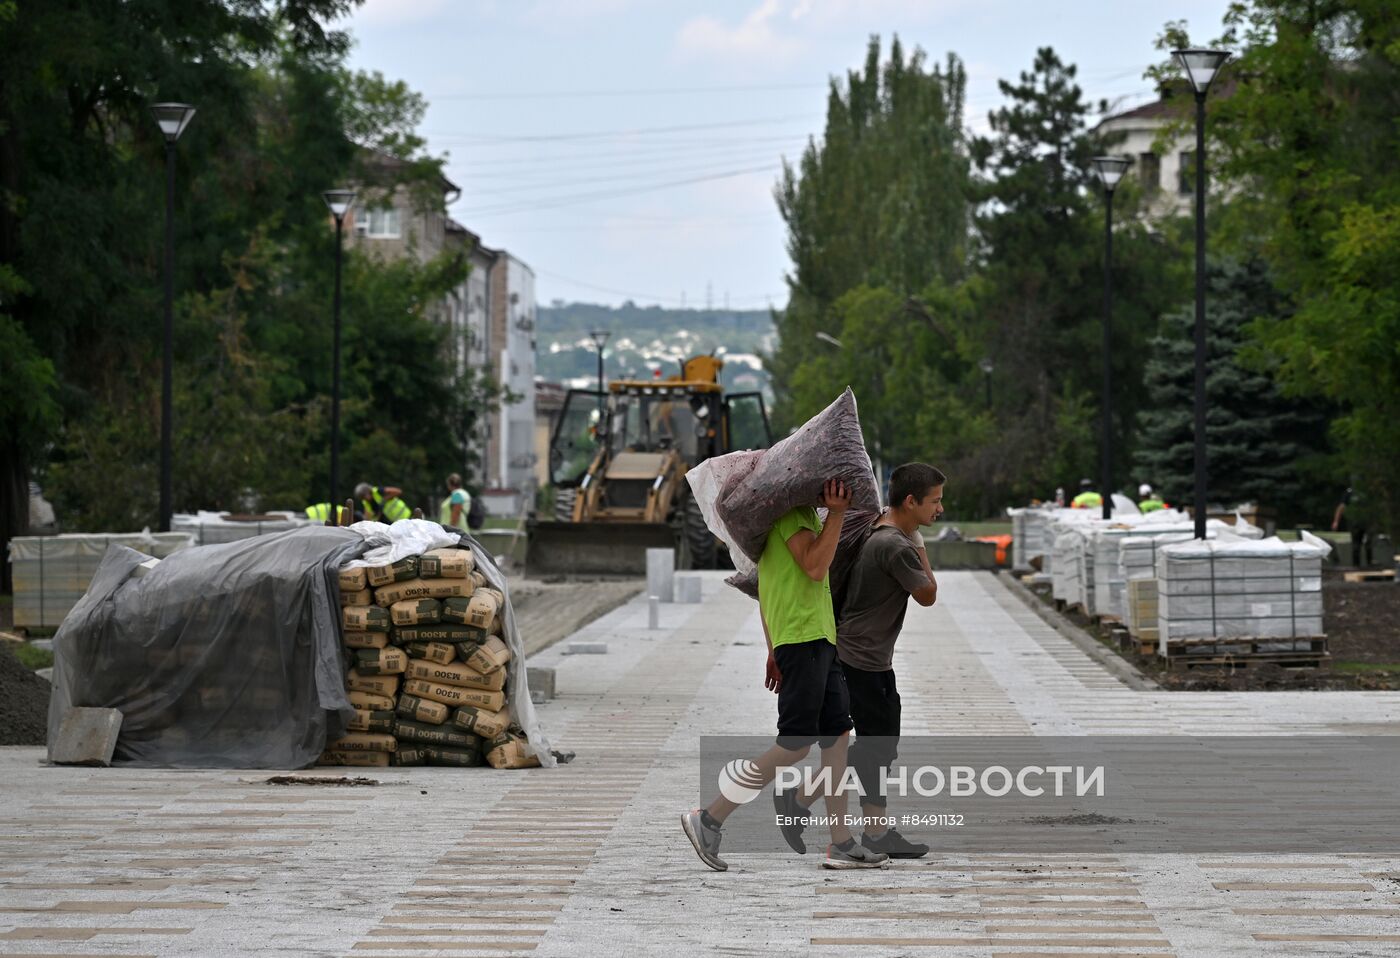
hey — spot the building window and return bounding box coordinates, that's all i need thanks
[1138,152,1161,196]
[355,207,402,239]
[1178,151,1195,195]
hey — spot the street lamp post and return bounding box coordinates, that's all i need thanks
[978,357,994,410]
[322,189,356,517]
[1173,47,1232,539]
[1091,155,1131,522]
[149,103,195,533]
[588,331,611,421]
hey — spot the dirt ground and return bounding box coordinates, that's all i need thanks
[0,641,50,746]
[1030,573,1400,691]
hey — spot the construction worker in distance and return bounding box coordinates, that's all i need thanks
[355,482,412,523]
[1070,478,1102,510]
[305,502,353,524]
[1137,483,1168,513]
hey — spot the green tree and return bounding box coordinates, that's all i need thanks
[1151,2,1400,533]
[969,47,1186,506]
[769,36,970,433]
[1134,257,1331,523]
[0,0,507,546]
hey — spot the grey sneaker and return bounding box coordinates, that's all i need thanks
[773,786,808,854]
[681,809,728,872]
[861,826,929,859]
[821,838,890,870]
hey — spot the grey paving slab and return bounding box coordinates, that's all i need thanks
[2,571,1398,958]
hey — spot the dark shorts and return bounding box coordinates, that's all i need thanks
[774,639,853,751]
[841,662,901,808]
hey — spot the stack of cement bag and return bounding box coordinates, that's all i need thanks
[321,545,538,770]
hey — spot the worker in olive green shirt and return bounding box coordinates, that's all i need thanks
[682,479,889,872]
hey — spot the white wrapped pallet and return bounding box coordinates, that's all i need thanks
[1155,532,1331,650]
[1052,529,1092,608]
[8,532,195,628]
[172,511,310,546]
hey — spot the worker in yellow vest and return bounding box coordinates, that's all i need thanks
[1070,478,1102,510]
[354,483,412,523]
[1137,483,1168,513]
[305,502,353,524]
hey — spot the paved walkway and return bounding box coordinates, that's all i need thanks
[2,572,1399,957]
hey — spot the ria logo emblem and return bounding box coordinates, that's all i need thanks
[717,759,766,805]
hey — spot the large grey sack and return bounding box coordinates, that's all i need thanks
[716,388,879,565]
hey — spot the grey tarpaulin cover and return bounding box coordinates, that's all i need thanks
[47,525,365,768]
[687,388,879,597]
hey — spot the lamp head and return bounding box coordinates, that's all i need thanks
[1091,155,1133,192]
[1172,48,1232,96]
[322,189,357,220]
[150,103,196,143]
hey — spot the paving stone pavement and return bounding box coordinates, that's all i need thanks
[2,571,1399,957]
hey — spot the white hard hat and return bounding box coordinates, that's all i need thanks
[1138,483,1153,497]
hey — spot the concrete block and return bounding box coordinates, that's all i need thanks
[564,641,609,655]
[49,707,122,766]
[674,573,703,604]
[646,548,675,603]
[527,666,556,702]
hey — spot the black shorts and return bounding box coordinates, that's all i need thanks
[774,639,853,750]
[841,662,901,807]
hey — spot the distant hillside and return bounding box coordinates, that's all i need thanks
[536,301,776,396]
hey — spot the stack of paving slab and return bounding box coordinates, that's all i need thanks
[324,546,539,770]
[1010,507,1059,576]
[1087,511,1196,619]
[1154,531,1331,657]
[171,510,309,546]
[7,531,195,629]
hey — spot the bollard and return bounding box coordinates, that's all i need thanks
[646,548,675,602]
[674,573,702,604]
[648,594,660,630]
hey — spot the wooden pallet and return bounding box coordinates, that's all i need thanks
[1159,635,1329,671]
[1344,569,1396,583]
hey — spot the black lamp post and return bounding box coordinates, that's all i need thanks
[149,102,196,533]
[1173,47,1232,539]
[322,189,356,517]
[1091,155,1131,521]
[588,330,611,396]
[978,357,994,410]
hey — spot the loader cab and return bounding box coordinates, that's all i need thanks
[549,383,773,489]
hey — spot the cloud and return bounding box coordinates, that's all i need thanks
[675,0,806,65]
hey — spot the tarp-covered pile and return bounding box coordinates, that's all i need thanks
[46,520,552,769]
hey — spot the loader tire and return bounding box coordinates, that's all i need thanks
[554,487,577,523]
[682,495,716,570]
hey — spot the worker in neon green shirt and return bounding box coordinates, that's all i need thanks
[682,479,888,872]
[1137,483,1167,513]
[354,482,412,523]
[1070,478,1102,509]
[439,473,472,531]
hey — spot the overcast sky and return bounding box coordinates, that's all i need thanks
[342,0,1232,309]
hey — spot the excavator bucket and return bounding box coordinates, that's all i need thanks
[526,520,678,577]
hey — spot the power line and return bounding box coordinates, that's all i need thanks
[458,162,781,218]
[427,81,827,101]
[422,113,821,144]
